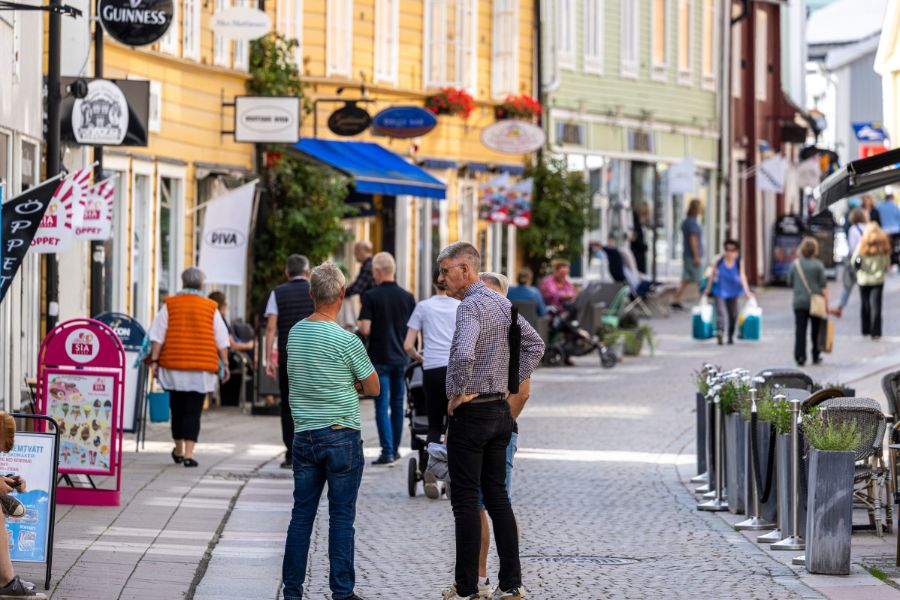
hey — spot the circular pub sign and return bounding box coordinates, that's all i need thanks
[99,0,174,47]
[328,102,371,137]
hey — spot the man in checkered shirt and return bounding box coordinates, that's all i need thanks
[437,242,544,600]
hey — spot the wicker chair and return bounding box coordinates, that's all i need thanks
[881,371,900,506]
[802,387,847,412]
[816,398,890,537]
[755,368,815,391]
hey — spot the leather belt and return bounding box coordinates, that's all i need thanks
[468,393,506,404]
[329,425,347,430]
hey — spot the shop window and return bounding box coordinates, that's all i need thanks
[375,0,399,84]
[183,0,201,60]
[677,0,693,83]
[423,0,478,92]
[0,131,8,192]
[233,0,251,71]
[132,173,153,325]
[458,183,477,244]
[620,0,639,77]
[651,0,667,80]
[754,8,768,101]
[701,0,715,89]
[158,177,184,305]
[556,0,575,70]
[214,0,231,68]
[583,0,603,75]
[492,0,519,96]
[277,0,304,65]
[102,169,127,313]
[20,140,36,189]
[158,0,179,56]
[327,0,353,77]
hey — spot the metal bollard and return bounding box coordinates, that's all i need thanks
[771,398,805,551]
[735,388,774,531]
[695,382,718,494]
[698,392,728,512]
[757,395,786,543]
[691,366,716,484]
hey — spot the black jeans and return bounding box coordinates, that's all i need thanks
[169,391,205,442]
[715,296,738,341]
[859,284,884,337]
[279,361,295,457]
[447,399,520,596]
[793,309,822,364]
[422,367,448,444]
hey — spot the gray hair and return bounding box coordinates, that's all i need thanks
[480,272,509,295]
[285,254,310,278]
[372,251,396,275]
[181,267,205,290]
[436,242,480,271]
[309,262,346,305]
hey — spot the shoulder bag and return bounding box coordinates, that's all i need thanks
[793,262,827,319]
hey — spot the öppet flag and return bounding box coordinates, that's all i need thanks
[197,180,258,286]
[29,167,92,253]
[1,175,65,301]
[75,178,116,241]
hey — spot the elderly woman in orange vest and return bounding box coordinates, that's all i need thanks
[148,267,230,467]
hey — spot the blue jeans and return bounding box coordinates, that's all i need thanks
[282,428,364,600]
[373,363,406,459]
[478,431,518,508]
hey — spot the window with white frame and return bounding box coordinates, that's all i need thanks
[701,0,715,88]
[233,0,251,71]
[327,0,353,77]
[277,0,304,65]
[754,8,768,101]
[157,175,184,304]
[214,0,231,68]
[732,18,741,98]
[620,0,638,77]
[651,0,667,80]
[583,0,603,74]
[183,0,201,60]
[158,0,179,55]
[423,0,478,91]
[492,0,519,96]
[375,0,400,84]
[677,0,693,83]
[557,0,575,70]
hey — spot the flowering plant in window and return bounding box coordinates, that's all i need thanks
[424,87,476,119]
[494,95,543,121]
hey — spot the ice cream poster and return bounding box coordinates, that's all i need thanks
[44,373,115,474]
[0,433,55,563]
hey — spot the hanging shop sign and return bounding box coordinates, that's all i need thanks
[371,106,437,138]
[74,178,117,241]
[61,78,150,147]
[197,181,258,286]
[212,5,272,41]
[98,0,174,47]
[234,96,300,143]
[0,176,63,302]
[328,102,371,137]
[478,174,533,228]
[37,319,125,506]
[481,120,545,154]
[30,168,93,254]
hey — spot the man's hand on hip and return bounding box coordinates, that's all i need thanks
[448,393,479,416]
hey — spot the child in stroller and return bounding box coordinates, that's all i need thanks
[404,362,447,497]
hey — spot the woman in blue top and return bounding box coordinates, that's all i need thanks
[702,239,754,345]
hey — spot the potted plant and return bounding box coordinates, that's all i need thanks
[692,367,718,476]
[721,379,750,515]
[770,397,807,541]
[494,94,542,121]
[802,413,860,575]
[424,87,476,119]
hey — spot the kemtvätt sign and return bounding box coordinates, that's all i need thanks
[371,106,437,138]
[98,0,174,47]
[481,120,545,154]
[234,96,300,143]
[212,6,271,40]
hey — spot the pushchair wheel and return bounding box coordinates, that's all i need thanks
[599,346,617,369]
[407,457,418,497]
[544,346,565,367]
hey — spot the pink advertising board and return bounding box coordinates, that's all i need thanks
[37,319,125,506]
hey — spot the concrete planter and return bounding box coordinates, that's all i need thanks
[696,392,707,474]
[725,413,746,514]
[743,420,778,522]
[805,449,855,575]
[776,433,807,537]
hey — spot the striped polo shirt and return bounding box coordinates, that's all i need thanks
[286,319,375,432]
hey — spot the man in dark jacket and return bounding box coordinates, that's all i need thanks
[265,254,314,468]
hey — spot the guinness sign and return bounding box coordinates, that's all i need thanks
[99,0,174,47]
[327,102,371,137]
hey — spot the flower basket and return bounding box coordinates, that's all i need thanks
[424,88,476,119]
[494,94,543,122]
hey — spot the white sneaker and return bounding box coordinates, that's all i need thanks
[442,584,479,600]
[478,579,495,598]
[491,586,526,599]
[423,470,440,499]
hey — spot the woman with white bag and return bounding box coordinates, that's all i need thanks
[701,239,754,345]
[787,237,829,366]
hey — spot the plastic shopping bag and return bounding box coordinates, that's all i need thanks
[738,298,762,341]
[692,299,715,340]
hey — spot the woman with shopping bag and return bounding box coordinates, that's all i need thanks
[701,239,754,345]
[787,237,829,366]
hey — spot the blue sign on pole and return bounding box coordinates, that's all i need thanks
[371,106,438,139]
[852,122,888,142]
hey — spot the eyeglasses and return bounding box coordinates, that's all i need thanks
[438,264,464,276]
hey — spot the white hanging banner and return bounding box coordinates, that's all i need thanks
[757,154,788,194]
[667,157,696,195]
[29,168,92,254]
[197,180,258,286]
[75,178,117,241]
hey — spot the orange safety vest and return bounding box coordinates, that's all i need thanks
[158,294,220,373]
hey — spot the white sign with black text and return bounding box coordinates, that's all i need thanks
[197,181,258,286]
[234,96,300,144]
[71,80,129,146]
[212,6,272,41]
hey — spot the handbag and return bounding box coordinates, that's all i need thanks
[793,262,827,319]
[818,318,835,353]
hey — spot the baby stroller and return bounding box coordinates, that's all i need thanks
[404,362,432,496]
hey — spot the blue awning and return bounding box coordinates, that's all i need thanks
[294,139,447,200]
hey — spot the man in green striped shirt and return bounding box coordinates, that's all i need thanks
[282,262,380,600]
